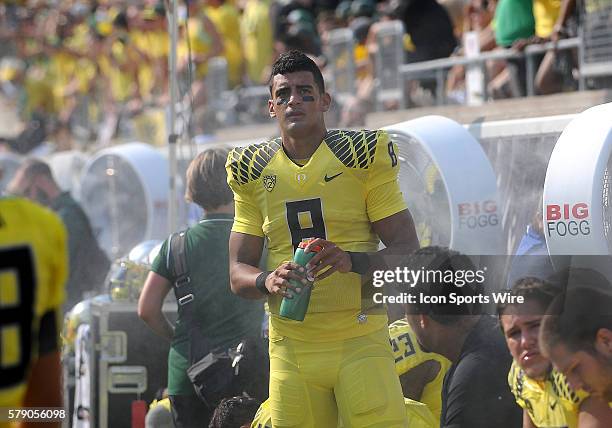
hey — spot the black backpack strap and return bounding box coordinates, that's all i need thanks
[168,230,215,366]
[168,231,195,323]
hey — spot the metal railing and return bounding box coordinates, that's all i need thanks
[579,1,612,79]
[396,37,582,107]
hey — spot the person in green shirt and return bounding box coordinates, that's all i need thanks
[490,0,537,97]
[494,0,536,48]
[7,158,110,310]
[139,147,265,428]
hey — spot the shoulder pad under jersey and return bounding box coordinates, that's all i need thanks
[227,138,282,185]
[324,129,380,169]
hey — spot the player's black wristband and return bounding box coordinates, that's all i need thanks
[348,252,371,275]
[255,271,271,295]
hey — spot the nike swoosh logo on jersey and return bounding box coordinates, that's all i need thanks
[324,172,343,182]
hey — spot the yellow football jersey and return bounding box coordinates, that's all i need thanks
[0,198,67,410]
[389,319,451,423]
[508,360,588,428]
[227,130,407,342]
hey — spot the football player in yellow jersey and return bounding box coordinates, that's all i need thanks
[0,195,67,427]
[499,277,612,427]
[540,277,612,408]
[226,50,419,427]
[389,318,451,423]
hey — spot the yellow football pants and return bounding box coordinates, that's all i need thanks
[268,327,408,427]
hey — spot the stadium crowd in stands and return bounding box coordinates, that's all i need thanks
[0,0,590,153]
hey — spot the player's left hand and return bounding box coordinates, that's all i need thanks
[304,238,352,281]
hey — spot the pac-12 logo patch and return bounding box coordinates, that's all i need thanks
[263,175,276,192]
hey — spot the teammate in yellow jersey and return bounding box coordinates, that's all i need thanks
[539,275,612,408]
[389,318,451,423]
[0,195,67,428]
[499,277,612,427]
[226,50,419,427]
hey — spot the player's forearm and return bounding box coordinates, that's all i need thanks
[229,262,268,299]
[229,232,267,299]
[370,209,420,271]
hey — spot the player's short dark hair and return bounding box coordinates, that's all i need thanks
[268,50,325,95]
[185,147,233,210]
[497,277,561,317]
[403,246,483,324]
[541,286,612,355]
[208,396,261,428]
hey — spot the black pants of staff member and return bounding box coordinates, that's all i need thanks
[169,394,212,428]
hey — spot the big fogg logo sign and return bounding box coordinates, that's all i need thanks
[546,203,591,237]
[457,200,499,228]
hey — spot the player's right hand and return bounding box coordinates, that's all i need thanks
[266,262,309,298]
